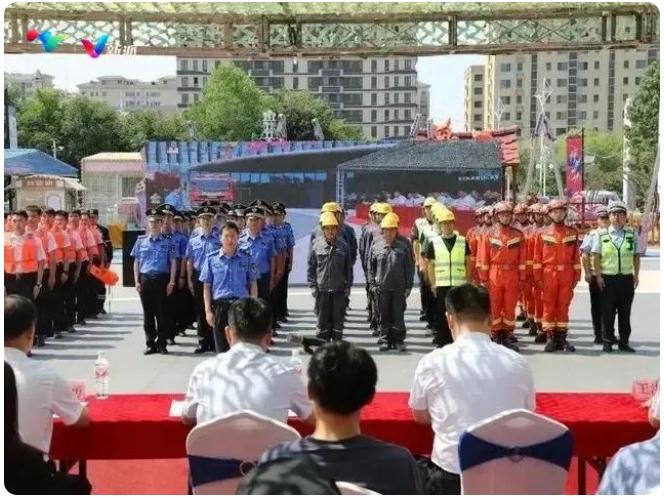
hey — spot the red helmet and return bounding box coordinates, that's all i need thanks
[493,201,513,214]
[547,199,569,212]
[514,203,529,215]
[527,203,542,214]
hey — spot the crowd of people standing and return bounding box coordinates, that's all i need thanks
[4,206,113,349]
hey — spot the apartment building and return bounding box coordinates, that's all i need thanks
[417,81,431,121]
[176,56,430,140]
[463,65,486,131]
[77,76,178,114]
[5,70,54,98]
[466,46,659,136]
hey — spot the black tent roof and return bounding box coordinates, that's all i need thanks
[337,140,502,171]
[193,144,393,173]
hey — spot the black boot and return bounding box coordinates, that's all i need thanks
[559,330,576,352]
[544,334,557,352]
[522,318,532,329]
[528,321,538,337]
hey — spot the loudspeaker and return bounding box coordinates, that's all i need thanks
[122,229,144,287]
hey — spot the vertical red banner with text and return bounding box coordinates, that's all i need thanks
[565,135,584,196]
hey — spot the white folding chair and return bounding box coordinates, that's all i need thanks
[186,410,300,495]
[336,481,381,495]
[458,409,573,495]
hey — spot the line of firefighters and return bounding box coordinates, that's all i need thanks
[305,196,640,354]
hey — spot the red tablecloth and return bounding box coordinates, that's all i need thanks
[50,392,655,461]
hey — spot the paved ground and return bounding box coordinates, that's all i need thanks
[29,246,660,395]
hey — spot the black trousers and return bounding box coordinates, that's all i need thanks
[51,263,69,332]
[257,272,271,301]
[63,263,77,328]
[418,270,433,323]
[213,298,237,353]
[434,286,453,347]
[369,288,379,330]
[601,274,635,346]
[377,289,407,343]
[139,274,169,348]
[75,261,90,322]
[275,265,290,319]
[5,272,37,300]
[317,290,345,340]
[589,276,603,337]
[35,269,53,338]
[193,273,214,351]
[416,457,461,495]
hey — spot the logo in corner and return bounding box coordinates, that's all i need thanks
[81,33,109,58]
[26,28,67,52]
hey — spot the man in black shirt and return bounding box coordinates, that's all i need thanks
[260,342,423,495]
[422,207,472,347]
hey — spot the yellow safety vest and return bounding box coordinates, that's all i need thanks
[433,234,467,287]
[599,227,635,275]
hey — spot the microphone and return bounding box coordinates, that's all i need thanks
[287,333,326,354]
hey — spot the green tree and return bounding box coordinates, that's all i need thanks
[17,88,65,152]
[268,90,364,140]
[188,64,267,140]
[58,96,128,167]
[626,61,659,206]
[120,110,189,150]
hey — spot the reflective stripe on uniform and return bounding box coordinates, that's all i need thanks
[432,235,467,287]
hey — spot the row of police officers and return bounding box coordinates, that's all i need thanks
[4,207,113,347]
[130,201,295,355]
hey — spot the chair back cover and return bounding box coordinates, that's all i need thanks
[459,409,573,495]
[186,410,300,494]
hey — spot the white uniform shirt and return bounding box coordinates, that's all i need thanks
[409,332,536,474]
[184,342,312,425]
[5,347,84,454]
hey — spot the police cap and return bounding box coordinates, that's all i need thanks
[158,204,176,216]
[245,206,265,219]
[146,208,163,219]
[607,200,628,214]
[196,206,216,217]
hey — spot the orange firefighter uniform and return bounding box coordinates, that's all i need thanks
[532,199,580,352]
[477,201,526,352]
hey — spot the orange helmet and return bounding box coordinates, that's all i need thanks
[514,203,528,215]
[493,201,513,214]
[547,199,569,212]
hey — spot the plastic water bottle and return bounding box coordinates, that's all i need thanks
[94,351,109,399]
[291,349,303,377]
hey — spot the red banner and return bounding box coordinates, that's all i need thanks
[565,135,584,195]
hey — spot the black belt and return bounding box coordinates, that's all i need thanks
[140,273,169,280]
[5,272,37,280]
[213,297,240,304]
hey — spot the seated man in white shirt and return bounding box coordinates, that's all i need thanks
[408,283,536,494]
[596,431,660,495]
[182,297,314,426]
[4,295,89,456]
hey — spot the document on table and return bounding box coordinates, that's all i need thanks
[169,400,186,418]
[167,400,297,419]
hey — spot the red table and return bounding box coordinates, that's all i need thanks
[52,392,655,494]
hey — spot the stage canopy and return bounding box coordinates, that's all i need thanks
[193,144,393,173]
[4,148,78,178]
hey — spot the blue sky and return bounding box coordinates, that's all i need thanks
[5,53,486,131]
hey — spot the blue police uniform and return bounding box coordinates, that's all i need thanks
[131,234,176,352]
[271,222,296,321]
[199,248,258,352]
[239,230,276,301]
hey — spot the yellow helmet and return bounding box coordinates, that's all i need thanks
[423,196,437,208]
[380,212,400,229]
[374,202,392,215]
[319,211,339,227]
[321,201,341,213]
[435,207,455,222]
[369,202,380,213]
